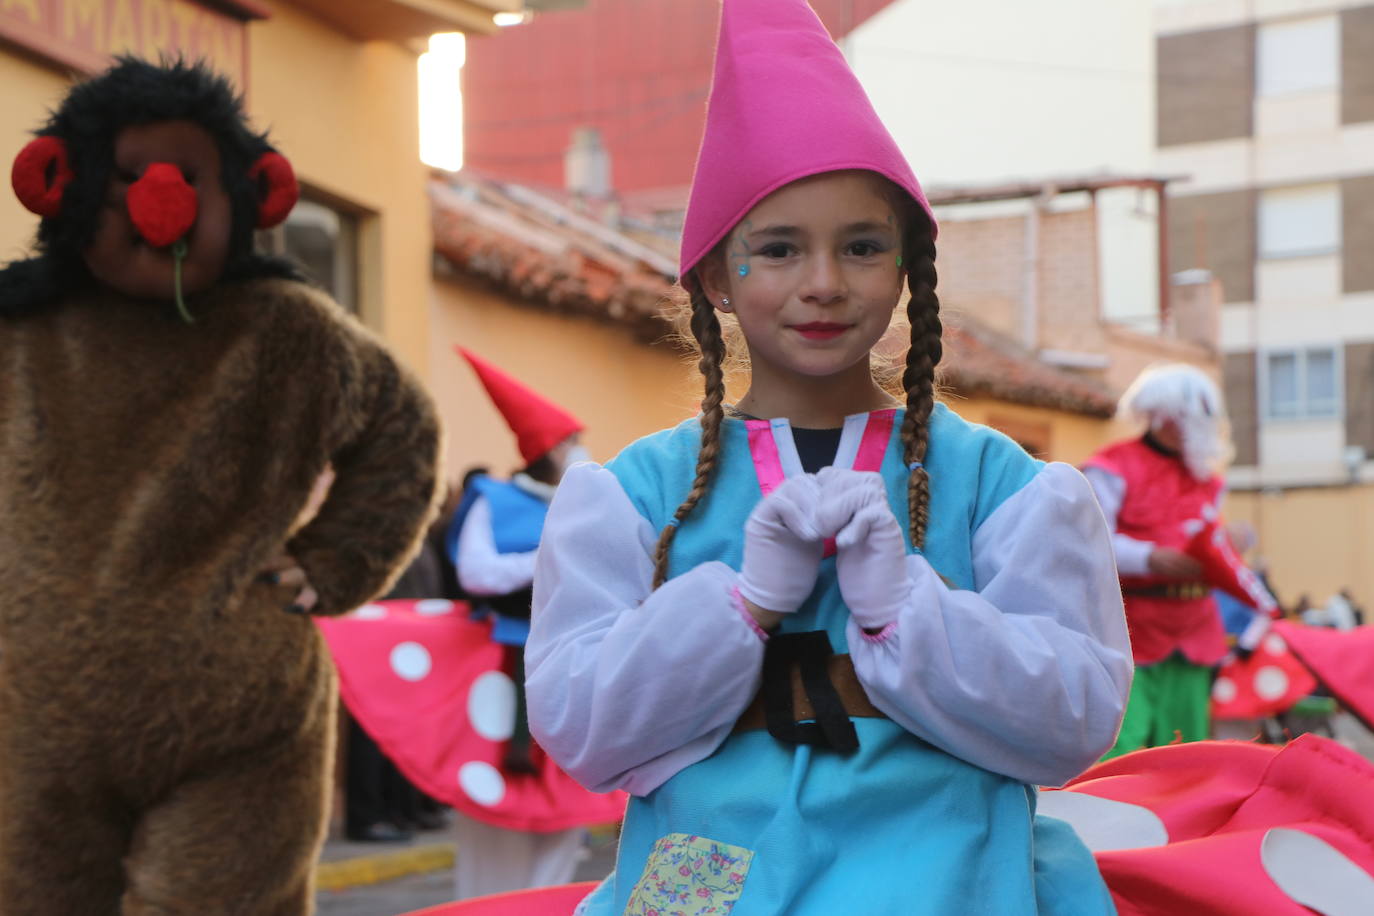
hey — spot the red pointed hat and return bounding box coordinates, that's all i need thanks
[457,347,583,465]
[679,0,936,281]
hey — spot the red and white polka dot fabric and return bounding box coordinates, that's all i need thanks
[317,600,626,832]
[1273,620,1374,731]
[1212,631,1317,721]
[1040,735,1374,915]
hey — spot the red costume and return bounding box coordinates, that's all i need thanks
[1083,437,1227,666]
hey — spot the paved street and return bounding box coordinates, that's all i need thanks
[317,869,456,916]
[316,823,617,916]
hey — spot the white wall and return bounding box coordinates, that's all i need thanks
[847,0,1158,327]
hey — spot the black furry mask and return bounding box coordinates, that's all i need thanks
[2,57,304,317]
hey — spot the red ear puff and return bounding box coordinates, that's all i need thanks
[250,151,299,228]
[12,136,74,218]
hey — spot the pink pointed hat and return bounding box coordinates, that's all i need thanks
[679,0,937,281]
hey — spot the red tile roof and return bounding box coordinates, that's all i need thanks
[431,175,676,340]
[941,320,1117,418]
[431,174,1116,417]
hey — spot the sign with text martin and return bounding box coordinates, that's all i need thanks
[0,0,266,89]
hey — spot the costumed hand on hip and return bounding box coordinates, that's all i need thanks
[739,474,827,626]
[816,468,912,632]
[259,464,335,615]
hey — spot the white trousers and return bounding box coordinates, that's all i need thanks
[452,815,585,901]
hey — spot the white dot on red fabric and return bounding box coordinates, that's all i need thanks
[467,671,517,742]
[1261,827,1374,914]
[1034,790,1169,852]
[458,761,506,806]
[1213,677,1237,704]
[353,604,387,620]
[390,642,432,681]
[415,599,455,616]
[1254,666,1290,701]
[1264,634,1286,656]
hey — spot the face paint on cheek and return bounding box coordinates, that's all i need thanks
[726,220,754,282]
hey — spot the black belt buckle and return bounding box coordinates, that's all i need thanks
[761,631,859,753]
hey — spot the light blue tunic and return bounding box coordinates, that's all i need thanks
[574,404,1115,915]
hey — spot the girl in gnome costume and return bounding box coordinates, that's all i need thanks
[448,347,596,899]
[525,2,1132,913]
[1081,364,1237,757]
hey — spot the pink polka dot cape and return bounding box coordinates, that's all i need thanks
[1040,735,1374,915]
[1272,619,1374,731]
[317,599,626,832]
[1210,630,1316,722]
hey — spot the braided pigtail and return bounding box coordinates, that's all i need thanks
[651,282,728,588]
[899,219,941,550]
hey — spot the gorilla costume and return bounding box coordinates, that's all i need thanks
[0,59,441,914]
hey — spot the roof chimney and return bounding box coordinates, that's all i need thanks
[565,127,612,199]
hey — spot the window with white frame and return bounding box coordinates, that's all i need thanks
[1258,184,1341,259]
[1257,16,1339,97]
[1264,347,1340,419]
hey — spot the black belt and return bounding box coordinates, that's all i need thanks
[734,631,884,753]
[1124,582,1210,600]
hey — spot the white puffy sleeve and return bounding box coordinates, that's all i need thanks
[526,463,767,796]
[456,496,539,596]
[848,462,1133,787]
[1081,465,1154,576]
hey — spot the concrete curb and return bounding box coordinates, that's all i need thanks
[316,842,455,892]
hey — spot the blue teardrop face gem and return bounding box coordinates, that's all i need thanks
[738,264,750,278]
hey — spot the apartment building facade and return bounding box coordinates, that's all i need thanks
[1156,0,1374,604]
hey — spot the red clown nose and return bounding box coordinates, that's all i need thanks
[126,163,198,248]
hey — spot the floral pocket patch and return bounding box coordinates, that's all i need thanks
[625,832,754,915]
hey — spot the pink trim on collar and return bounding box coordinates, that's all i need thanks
[744,419,785,498]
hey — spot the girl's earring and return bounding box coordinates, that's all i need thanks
[721,297,731,310]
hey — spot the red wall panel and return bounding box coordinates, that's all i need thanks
[462,0,898,194]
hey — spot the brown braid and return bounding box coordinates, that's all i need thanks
[651,282,728,587]
[899,217,941,550]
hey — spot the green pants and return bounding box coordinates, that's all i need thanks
[1102,653,1213,760]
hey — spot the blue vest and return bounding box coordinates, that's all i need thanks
[448,476,549,647]
[471,476,548,554]
[576,405,1114,916]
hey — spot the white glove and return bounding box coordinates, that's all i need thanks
[737,474,825,614]
[816,468,913,630]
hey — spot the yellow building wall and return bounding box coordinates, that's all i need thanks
[1226,486,1373,612]
[430,279,697,483]
[248,4,432,378]
[945,394,1121,465]
[0,53,71,262]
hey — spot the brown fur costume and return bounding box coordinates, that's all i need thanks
[0,62,441,915]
